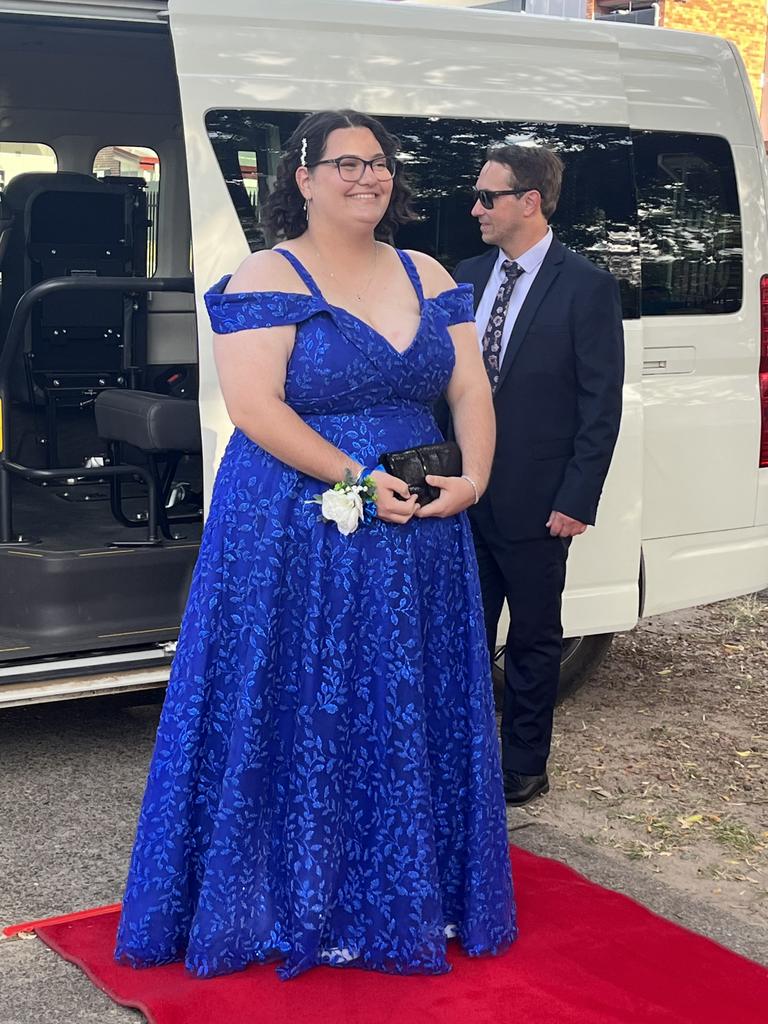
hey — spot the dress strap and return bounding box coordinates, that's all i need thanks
[274,248,324,299]
[396,249,425,309]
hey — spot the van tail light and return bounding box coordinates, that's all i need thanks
[760,276,768,467]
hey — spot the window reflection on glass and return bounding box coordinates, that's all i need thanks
[93,146,160,276]
[205,115,281,251]
[205,110,641,319]
[633,131,743,316]
[238,150,260,204]
[386,118,640,318]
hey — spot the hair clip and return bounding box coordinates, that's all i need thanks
[300,137,308,168]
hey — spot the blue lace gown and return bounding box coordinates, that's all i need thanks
[114,248,516,980]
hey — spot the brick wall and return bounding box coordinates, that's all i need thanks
[662,0,767,106]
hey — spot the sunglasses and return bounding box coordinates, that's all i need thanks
[472,186,537,210]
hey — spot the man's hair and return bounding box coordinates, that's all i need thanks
[485,143,564,220]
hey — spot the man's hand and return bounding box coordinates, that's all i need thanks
[414,474,477,518]
[546,510,588,538]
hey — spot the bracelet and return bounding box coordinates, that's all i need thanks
[461,474,480,505]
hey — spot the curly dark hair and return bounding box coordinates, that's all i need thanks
[264,109,417,242]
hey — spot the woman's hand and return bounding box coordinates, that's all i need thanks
[370,470,419,524]
[413,474,476,519]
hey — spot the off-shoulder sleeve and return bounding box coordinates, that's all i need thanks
[204,276,324,334]
[430,283,475,326]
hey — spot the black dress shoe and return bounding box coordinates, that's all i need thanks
[503,770,549,807]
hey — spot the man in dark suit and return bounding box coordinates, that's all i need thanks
[454,144,624,806]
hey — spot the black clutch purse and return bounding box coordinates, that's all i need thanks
[379,441,462,506]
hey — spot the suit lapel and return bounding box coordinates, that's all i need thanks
[495,237,566,395]
[458,249,497,313]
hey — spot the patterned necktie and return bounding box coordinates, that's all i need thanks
[481,259,524,392]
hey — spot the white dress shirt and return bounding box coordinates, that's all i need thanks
[475,228,554,366]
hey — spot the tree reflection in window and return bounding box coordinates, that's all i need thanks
[386,117,640,318]
[205,110,641,318]
[633,131,742,316]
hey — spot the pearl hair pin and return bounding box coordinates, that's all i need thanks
[300,137,309,215]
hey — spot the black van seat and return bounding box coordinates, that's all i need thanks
[0,171,149,466]
[95,389,201,453]
[0,191,13,270]
[95,389,202,540]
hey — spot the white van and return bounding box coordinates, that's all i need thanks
[0,0,766,707]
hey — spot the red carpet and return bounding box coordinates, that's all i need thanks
[29,848,767,1024]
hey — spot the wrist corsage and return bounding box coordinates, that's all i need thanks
[309,469,377,536]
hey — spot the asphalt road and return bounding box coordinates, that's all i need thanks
[1,694,766,1023]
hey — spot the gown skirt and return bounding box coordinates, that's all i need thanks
[114,248,517,979]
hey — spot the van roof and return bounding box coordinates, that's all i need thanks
[0,0,730,43]
[0,0,738,52]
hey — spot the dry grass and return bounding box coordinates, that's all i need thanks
[519,592,768,924]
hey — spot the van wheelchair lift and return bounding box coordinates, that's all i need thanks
[0,275,195,547]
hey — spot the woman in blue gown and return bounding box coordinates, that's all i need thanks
[115,109,516,980]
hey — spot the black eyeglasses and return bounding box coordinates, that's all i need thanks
[309,156,397,182]
[472,186,537,210]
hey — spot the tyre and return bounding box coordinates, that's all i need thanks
[492,633,614,709]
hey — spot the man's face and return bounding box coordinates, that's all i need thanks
[471,160,527,249]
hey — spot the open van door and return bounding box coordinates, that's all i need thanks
[167,0,644,656]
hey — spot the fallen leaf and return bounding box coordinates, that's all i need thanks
[678,814,703,829]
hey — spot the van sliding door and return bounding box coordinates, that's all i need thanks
[634,129,765,613]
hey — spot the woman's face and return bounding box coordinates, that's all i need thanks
[298,126,394,230]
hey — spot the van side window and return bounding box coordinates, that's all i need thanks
[93,146,160,276]
[205,111,640,319]
[0,141,57,192]
[205,114,282,252]
[386,118,640,319]
[632,132,743,316]
[0,143,58,286]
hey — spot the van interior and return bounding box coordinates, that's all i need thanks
[0,12,198,681]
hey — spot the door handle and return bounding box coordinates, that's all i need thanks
[642,346,695,375]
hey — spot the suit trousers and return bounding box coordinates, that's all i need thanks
[470,500,569,776]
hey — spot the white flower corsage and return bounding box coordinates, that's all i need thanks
[309,470,377,536]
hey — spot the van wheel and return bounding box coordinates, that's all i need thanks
[492,633,614,708]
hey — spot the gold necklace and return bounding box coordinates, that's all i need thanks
[315,242,379,303]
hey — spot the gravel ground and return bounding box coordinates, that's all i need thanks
[519,592,768,936]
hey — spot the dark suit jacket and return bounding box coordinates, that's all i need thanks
[453,236,624,540]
